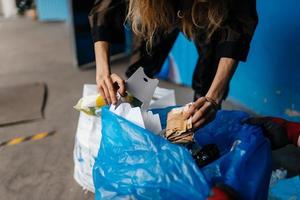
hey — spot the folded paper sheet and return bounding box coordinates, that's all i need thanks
[110,103,162,134]
[110,103,145,129]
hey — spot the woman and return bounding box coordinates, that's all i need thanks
[89,0,258,129]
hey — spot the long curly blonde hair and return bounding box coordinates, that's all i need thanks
[126,0,228,50]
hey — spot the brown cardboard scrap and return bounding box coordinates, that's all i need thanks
[165,104,194,144]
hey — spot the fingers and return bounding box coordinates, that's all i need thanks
[185,97,206,118]
[105,78,118,105]
[96,77,114,105]
[193,108,216,129]
[101,81,111,104]
[192,101,212,124]
[97,84,107,104]
[187,98,218,129]
[96,73,125,105]
[111,73,126,96]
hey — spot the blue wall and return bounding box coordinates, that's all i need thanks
[36,0,68,21]
[161,0,300,121]
[229,0,300,121]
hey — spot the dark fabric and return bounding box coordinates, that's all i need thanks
[244,117,300,148]
[126,30,180,78]
[215,0,258,61]
[244,117,290,150]
[270,118,300,147]
[89,0,258,97]
[88,0,127,44]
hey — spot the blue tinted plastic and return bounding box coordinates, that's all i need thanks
[195,111,272,200]
[269,176,300,199]
[93,107,271,200]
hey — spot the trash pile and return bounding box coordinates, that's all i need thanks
[74,68,272,199]
[73,68,176,192]
[93,106,272,200]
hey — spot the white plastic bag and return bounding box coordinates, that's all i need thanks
[73,84,101,192]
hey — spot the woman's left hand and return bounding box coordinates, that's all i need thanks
[185,97,220,129]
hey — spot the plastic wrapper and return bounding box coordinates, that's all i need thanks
[74,94,106,116]
[93,107,272,200]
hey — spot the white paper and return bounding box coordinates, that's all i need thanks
[143,111,162,134]
[149,87,176,109]
[110,103,163,134]
[110,103,145,129]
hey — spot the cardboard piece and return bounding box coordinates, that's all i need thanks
[165,104,194,144]
[125,67,159,111]
[0,82,47,126]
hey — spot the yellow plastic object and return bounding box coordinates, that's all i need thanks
[74,95,107,116]
[74,93,141,116]
[96,96,106,107]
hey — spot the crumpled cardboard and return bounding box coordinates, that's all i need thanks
[165,104,194,144]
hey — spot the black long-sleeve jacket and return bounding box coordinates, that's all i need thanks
[88,0,258,97]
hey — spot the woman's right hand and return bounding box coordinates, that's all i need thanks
[96,73,126,105]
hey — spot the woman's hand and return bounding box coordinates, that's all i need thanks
[186,57,238,129]
[96,73,126,105]
[94,41,126,105]
[185,97,219,129]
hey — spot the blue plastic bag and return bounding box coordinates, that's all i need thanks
[269,176,300,199]
[195,111,272,200]
[93,107,271,200]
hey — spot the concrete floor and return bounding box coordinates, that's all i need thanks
[0,17,298,200]
[0,18,95,200]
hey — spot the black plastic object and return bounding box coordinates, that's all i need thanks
[191,144,220,168]
[244,117,289,150]
[16,0,33,14]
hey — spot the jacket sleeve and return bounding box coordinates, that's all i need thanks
[88,0,127,44]
[215,0,258,61]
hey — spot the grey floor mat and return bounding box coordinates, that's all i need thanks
[0,82,47,126]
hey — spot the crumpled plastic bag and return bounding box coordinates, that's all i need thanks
[195,110,272,200]
[269,176,300,199]
[93,107,272,200]
[73,84,176,192]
